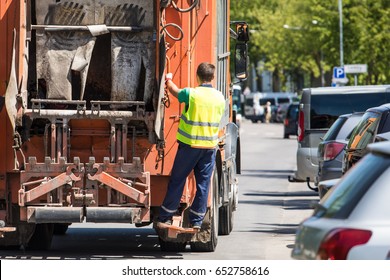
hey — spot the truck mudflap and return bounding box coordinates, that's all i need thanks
[18,156,151,224]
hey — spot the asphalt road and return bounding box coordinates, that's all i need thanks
[0,120,318,260]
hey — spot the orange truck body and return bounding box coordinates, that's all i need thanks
[0,0,244,251]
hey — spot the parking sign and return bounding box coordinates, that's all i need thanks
[333,67,345,79]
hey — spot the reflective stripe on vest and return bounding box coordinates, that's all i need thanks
[177,87,225,147]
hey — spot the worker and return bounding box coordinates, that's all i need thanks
[158,62,225,229]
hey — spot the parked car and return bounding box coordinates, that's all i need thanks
[283,102,299,138]
[316,134,390,200]
[317,178,340,199]
[292,141,390,260]
[342,103,390,174]
[277,102,292,123]
[316,112,364,192]
[292,85,390,184]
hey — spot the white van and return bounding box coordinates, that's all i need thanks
[244,92,298,123]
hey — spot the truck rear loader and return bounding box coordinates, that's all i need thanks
[0,0,248,252]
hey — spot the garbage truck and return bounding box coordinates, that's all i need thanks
[0,0,248,252]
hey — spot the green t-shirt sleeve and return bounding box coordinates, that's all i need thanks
[178,88,190,105]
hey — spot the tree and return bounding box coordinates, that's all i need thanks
[231,0,390,91]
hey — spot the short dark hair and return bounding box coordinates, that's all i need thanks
[196,62,215,83]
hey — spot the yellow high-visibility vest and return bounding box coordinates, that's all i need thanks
[177,86,225,148]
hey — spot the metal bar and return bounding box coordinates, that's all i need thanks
[25,109,135,119]
[91,100,145,106]
[116,126,121,162]
[56,124,61,162]
[62,119,68,160]
[19,167,80,206]
[132,127,136,161]
[122,124,127,162]
[22,177,48,187]
[88,168,148,206]
[31,25,144,32]
[85,207,142,223]
[51,123,56,161]
[27,207,83,223]
[31,99,86,105]
[110,124,116,163]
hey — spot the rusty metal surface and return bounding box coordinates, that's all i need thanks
[88,164,148,205]
[26,207,83,223]
[19,165,82,206]
[5,29,18,132]
[34,0,156,108]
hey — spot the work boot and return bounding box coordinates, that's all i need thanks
[190,222,202,230]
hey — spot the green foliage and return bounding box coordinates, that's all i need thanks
[231,0,390,87]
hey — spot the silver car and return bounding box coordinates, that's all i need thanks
[293,85,390,186]
[316,112,364,197]
[292,141,390,260]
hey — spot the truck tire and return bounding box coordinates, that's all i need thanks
[218,172,233,235]
[190,167,218,252]
[219,202,233,235]
[27,223,54,250]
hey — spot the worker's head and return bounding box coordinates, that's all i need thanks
[196,62,215,84]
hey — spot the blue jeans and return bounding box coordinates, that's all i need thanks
[159,142,216,225]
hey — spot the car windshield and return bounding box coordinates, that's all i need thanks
[347,111,381,150]
[322,116,347,141]
[314,153,390,219]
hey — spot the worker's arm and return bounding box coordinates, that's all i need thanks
[165,73,181,99]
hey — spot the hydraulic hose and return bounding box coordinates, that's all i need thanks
[161,23,184,41]
[172,0,199,13]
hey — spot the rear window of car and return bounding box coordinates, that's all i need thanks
[310,92,388,129]
[314,153,390,219]
[347,111,381,150]
[260,98,275,106]
[322,116,347,141]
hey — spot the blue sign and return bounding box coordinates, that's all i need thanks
[333,67,345,79]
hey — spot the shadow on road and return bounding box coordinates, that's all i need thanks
[0,227,191,260]
[240,169,296,179]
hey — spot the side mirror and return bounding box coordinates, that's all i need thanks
[235,43,248,80]
[236,23,249,42]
